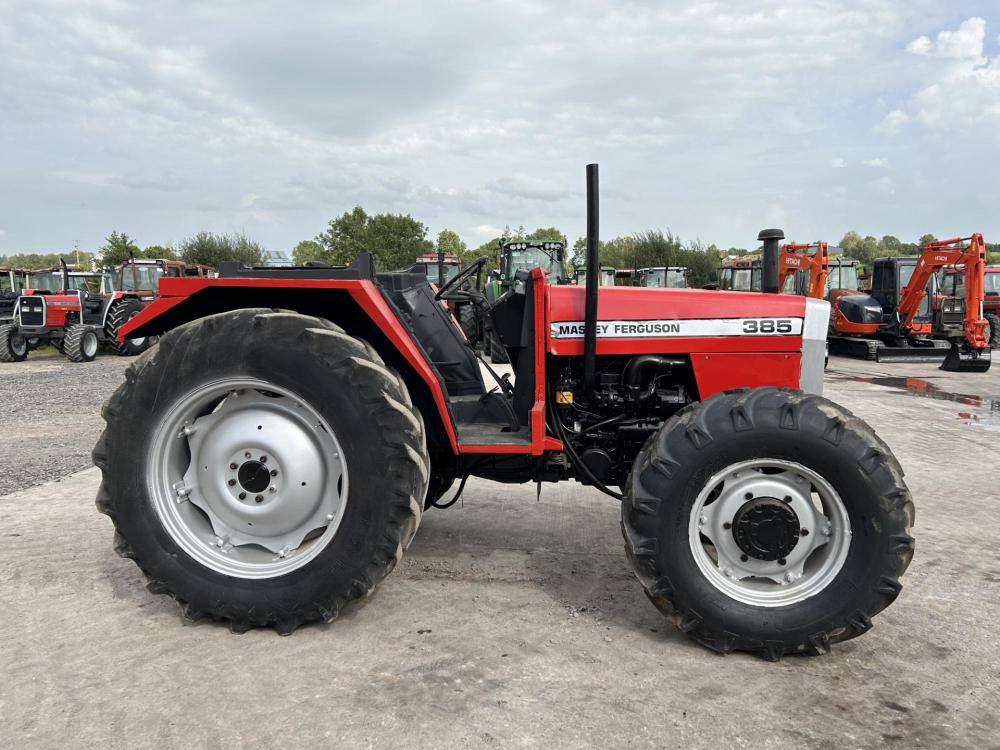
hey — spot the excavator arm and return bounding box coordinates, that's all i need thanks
[897,234,989,349]
[779,241,828,299]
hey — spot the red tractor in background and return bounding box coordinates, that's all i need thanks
[95,167,915,660]
[827,235,990,371]
[115,257,215,302]
[0,260,152,363]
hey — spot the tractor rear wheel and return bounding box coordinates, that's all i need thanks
[457,304,477,343]
[622,387,915,660]
[94,309,428,634]
[0,324,28,362]
[985,313,1000,348]
[63,324,99,362]
[105,298,153,356]
[488,331,509,364]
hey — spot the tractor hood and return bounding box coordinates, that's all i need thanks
[545,285,829,396]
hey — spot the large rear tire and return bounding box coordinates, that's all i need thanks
[63,324,99,362]
[106,298,153,356]
[0,324,28,362]
[622,387,915,660]
[94,309,428,633]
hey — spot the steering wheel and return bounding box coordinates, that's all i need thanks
[434,256,489,301]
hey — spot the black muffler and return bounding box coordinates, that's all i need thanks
[583,163,599,399]
[758,228,784,294]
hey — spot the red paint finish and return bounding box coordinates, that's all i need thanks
[690,353,801,398]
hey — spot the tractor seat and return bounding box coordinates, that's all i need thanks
[79,291,105,319]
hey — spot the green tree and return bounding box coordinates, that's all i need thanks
[918,233,938,248]
[526,227,568,246]
[292,239,325,265]
[879,235,902,256]
[142,244,176,260]
[839,231,863,259]
[178,232,265,268]
[316,206,433,269]
[0,251,94,270]
[436,229,467,259]
[99,231,141,268]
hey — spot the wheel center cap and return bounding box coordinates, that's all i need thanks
[238,460,271,493]
[732,497,800,561]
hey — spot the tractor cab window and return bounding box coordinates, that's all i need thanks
[121,265,165,293]
[507,248,563,279]
[601,269,615,286]
[66,275,102,293]
[30,272,61,291]
[0,274,11,292]
[985,270,1000,296]
[425,264,460,286]
[826,264,860,295]
[665,269,687,288]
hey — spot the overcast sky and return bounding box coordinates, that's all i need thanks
[1,0,999,255]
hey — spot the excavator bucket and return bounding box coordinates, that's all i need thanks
[940,343,991,373]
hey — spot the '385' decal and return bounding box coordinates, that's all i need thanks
[549,318,803,339]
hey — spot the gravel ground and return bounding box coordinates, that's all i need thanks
[0,352,129,495]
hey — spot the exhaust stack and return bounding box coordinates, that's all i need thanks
[60,257,69,293]
[583,164,600,399]
[758,228,784,294]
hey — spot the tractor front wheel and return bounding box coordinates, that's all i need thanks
[94,309,428,634]
[63,325,99,362]
[622,387,915,660]
[0,324,28,362]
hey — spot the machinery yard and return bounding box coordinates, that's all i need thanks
[1,352,997,748]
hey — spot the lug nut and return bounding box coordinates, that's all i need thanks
[740,554,749,562]
[228,479,236,487]
[254,495,263,503]
[801,529,809,537]
[744,492,753,500]
[723,522,732,530]
[782,495,792,503]
[270,469,278,477]
[778,558,787,566]
[230,463,237,470]
[238,492,246,500]
[269,485,276,493]
[259,456,267,463]
[245,451,251,459]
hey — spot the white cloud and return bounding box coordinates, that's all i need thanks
[831,157,847,169]
[862,157,889,168]
[875,109,910,135]
[906,17,986,62]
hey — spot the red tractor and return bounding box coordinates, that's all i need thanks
[0,262,151,363]
[97,167,914,659]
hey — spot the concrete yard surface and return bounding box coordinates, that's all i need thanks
[1,355,999,748]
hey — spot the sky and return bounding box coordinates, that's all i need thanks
[1,0,999,255]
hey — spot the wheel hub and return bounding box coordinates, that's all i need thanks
[237,459,272,495]
[732,497,800,561]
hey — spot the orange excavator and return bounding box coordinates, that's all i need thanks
[778,241,828,298]
[827,234,990,372]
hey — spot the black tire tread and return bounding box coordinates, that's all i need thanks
[622,387,915,660]
[985,312,1000,349]
[94,308,427,634]
[0,324,27,362]
[63,324,97,362]
[105,298,149,356]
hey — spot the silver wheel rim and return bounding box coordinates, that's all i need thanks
[149,378,349,579]
[688,458,851,607]
[126,310,146,347]
[83,331,98,358]
[11,334,27,356]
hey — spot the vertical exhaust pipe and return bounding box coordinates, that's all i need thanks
[60,257,69,293]
[758,228,784,294]
[584,163,600,399]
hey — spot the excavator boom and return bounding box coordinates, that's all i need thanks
[779,241,828,299]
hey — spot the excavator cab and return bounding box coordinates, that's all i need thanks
[869,258,935,326]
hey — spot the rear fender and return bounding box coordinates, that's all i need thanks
[123,283,459,453]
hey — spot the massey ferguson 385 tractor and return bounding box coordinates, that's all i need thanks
[97,166,914,659]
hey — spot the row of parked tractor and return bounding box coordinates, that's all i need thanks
[0,258,213,363]
[413,231,996,373]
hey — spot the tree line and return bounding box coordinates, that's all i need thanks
[6,215,998,276]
